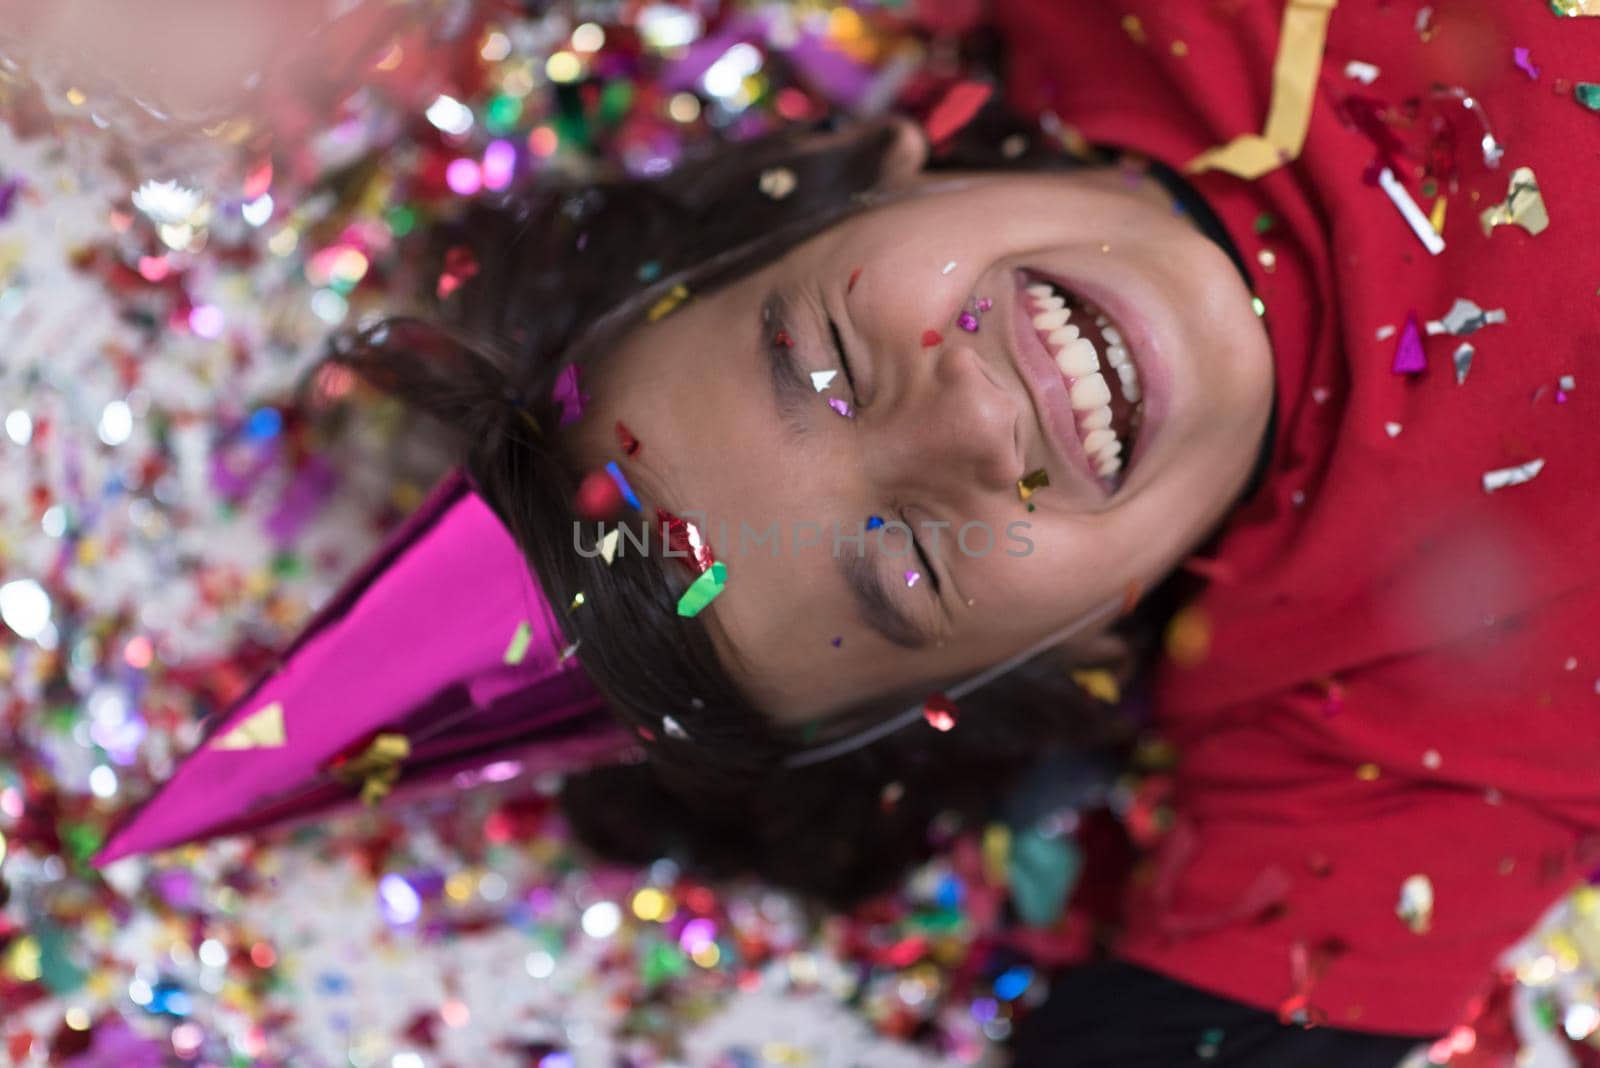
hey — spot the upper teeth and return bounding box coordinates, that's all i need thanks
[1026,282,1142,479]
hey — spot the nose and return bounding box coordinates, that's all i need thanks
[867,340,1023,496]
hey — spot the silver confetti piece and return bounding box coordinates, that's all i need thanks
[1453,343,1475,385]
[1426,298,1507,337]
[1397,874,1435,934]
[1482,458,1545,493]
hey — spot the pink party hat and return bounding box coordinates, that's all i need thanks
[96,468,638,864]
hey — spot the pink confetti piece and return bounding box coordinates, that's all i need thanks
[1391,313,1426,374]
[1513,46,1540,81]
[904,570,921,588]
[977,297,993,312]
[957,311,979,332]
[827,397,854,418]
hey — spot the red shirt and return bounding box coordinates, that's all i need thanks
[995,0,1600,1036]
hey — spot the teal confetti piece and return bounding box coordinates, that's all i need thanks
[1576,83,1600,111]
[503,620,532,665]
[675,561,727,618]
[1008,827,1082,928]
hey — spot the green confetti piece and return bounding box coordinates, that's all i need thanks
[34,920,87,995]
[1008,828,1082,928]
[503,620,533,665]
[675,561,727,618]
[1577,83,1600,111]
[1252,212,1276,235]
[386,204,417,238]
[485,94,524,134]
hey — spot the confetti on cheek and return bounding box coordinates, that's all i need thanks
[831,636,843,648]
[847,267,863,293]
[957,311,979,332]
[656,507,716,574]
[1391,313,1426,375]
[976,297,993,312]
[921,81,992,147]
[1482,457,1545,493]
[827,397,854,418]
[774,329,794,348]
[866,515,884,530]
[675,561,728,618]
[904,570,921,588]
[604,461,640,509]
[810,370,836,392]
[922,693,959,732]
[615,420,641,456]
[921,329,943,347]
[1512,46,1541,80]
[1016,468,1049,502]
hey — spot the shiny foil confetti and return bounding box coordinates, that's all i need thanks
[327,732,412,807]
[1016,468,1049,501]
[1549,0,1600,15]
[1377,168,1445,255]
[1427,298,1508,336]
[604,461,640,509]
[1454,343,1476,385]
[647,283,692,321]
[1483,458,1546,493]
[657,507,715,575]
[598,527,621,564]
[921,329,943,347]
[615,420,641,456]
[827,396,853,418]
[1391,313,1426,374]
[1512,46,1541,80]
[502,621,533,665]
[660,715,689,740]
[922,693,958,732]
[1397,874,1435,934]
[209,702,287,750]
[810,369,837,392]
[675,560,727,618]
[904,570,921,588]
[1577,83,1600,110]
[921,81,992,146]
[957,311,979,332]
[1480,166,1550,237]
[758,167,796,199]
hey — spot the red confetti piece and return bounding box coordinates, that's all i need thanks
[656,507,715,574]
[773,329,794,348]
[921,329,943,347]
[922,81,992,147]
[574,470,623,521]
[922,693,958,732]
[847,267,863,293]
[615,420,641,456]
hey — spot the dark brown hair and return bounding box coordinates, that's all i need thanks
[322,102,1174,909]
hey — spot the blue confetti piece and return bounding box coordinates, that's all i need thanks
[993,965,1034,1001]
[866,515,884,530]
[605,461,640,510]
[244,407,282,441]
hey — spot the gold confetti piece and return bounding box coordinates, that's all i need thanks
[1356,762,1381,780]
[1480,166,1549,237]
[328,732,410,806]
[759,167,796,199]
[1186,0,1339,180]
[598,528,621,564]
[1016,468,1050,501]
[1072,668,1121,704]
[503,621,533,665]
[647,283,691,322]
[1121,13,1147,43]
[209,701,286,750]
[1164,605,1211,666]
[1429,196,1447,234]
[1550,0,1600,14]
[981,823,1011,887]
[1483,457,1545,493]
[1396,873,1435,934]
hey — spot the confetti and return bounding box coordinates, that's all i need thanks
[758,167,796,199]
[657,507,715,575]
[598,528,621,564]
[575,470,624,520]
[1429,196,1447,235]
[1557,374,1576,403]
[615,420,641,456]
[809,369,837,392]
[1121,13,1147,43]
[1071,669,1120,704]
[1016,468,1049,501]
[1480,166,1549,237]
[1550,0,1600,13]
[866,515,885,530]
[941,261,957,275]
[435,245,479,299]
[1454,343,1476,385]
[604,461,640,509]
[921,694,958,732]
[647,282,692,321]
[675,560,727,618]
[503,621,533,665]
[1482,458,1545,493]
[1384,421,1403,438]
[1344,60,1380,84]
[774,329,795,348]
[1512,46,1541,80]
[847,266,863,292]
[904,570,921,588]
[209,702,287,750]
[660,715,689,740]
[1427,298,1508,336]
[1391,313,1427,375]
[1577,83,1600,110]
[1185,0,1336,179]
[327,733,411,807]
[1377,168,1445,255]
[921,81,992,146]
[957,311,979,332]
[921,329,943,347]
[1397,874,1435,934]
[827,396,854,418]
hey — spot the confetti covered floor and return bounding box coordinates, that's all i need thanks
[4,2,1600,1066]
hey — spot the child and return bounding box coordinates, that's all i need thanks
[105,1,1599,1062]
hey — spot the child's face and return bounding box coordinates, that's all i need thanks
[574,165,1274,726]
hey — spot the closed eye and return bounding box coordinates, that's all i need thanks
[904,512,943,596]
[827,317,859,400]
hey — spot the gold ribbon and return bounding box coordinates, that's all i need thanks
[1186,0,1339,180]
[328,732,411,807]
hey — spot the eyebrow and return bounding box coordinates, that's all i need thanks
[839,552,930,650]
[763,288,815,434]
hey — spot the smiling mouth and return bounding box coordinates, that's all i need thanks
[1018,270,1144,489]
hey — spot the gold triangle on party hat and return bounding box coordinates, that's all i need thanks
[208,701,287,750]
